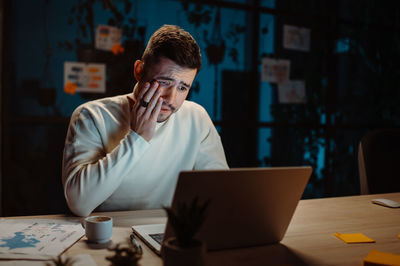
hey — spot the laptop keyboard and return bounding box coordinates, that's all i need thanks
[149,233,164,245]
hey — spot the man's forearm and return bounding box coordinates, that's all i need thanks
[62,130,149,216]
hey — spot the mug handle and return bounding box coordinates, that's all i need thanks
[81,218,86,229]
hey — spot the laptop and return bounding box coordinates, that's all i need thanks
[132,166,312,255]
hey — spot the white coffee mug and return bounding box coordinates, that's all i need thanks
[84,216,113,243]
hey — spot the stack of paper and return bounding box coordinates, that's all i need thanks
[0,219,85,260]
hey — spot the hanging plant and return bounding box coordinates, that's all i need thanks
[181,1,212,27]
[204,7,225,65]
[39,1,58,110]
[206,43,226,65]
[203,7,225,117]
[58,0,145,56]
[225,23,247,64]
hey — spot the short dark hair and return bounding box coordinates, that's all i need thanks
[142,25,202,74]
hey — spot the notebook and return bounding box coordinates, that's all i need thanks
[132,166,312,255]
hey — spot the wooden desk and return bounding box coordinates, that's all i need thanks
[8,193,400,266]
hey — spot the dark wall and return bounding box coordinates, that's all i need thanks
[2,0,400,216]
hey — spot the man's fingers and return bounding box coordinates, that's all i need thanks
[128,95,146,117]
[130,81,161,141]
[137,82,150,100]
[135,82,158,115]
[143,88,161,119]
[134,82,150,114]
[141,82,159,105]
[150,98,163,121]
[126,96,135,110]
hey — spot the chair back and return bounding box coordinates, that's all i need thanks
[358,128,400,194]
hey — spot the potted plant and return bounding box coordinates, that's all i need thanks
[47,255,74,266]
[106,243,143,266]
[204,7,225,65]
[161,197,210,266]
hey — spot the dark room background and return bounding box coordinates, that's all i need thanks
[1,0,400,216]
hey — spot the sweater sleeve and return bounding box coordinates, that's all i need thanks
[62,107,149,217]
[194,110,229,170]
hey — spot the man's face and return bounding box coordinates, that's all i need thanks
[140,57,197,122]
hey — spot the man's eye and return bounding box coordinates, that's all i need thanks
[178,86,188,91]
[158,81,169,86]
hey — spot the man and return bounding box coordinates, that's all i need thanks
[62,25,228,217]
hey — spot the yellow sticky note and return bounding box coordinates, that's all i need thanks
[364,250,400,266]
[111,43,124,55]
[334,232,375,243]
[64,82,77,95]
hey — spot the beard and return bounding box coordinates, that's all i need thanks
[157,103,177,123]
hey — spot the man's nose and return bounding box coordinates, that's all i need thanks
[161,86,177,105]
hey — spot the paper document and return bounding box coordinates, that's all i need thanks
[95,24,122,51]
[64,61,106,94]
[278,80,307,104]
[261,58,290,84]
[283,24,311,52]
[0,254,96,266]
[0,219,84,258]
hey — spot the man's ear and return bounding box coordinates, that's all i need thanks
[133,60,144,81]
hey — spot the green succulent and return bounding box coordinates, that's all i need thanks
[163,197,210,248]
[47,256,74,266]
[106,243,142,266]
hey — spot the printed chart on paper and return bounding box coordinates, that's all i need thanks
[0,219,85,256]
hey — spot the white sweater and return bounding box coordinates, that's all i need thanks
[62,94,228,216]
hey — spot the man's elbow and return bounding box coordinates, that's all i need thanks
[64,188,94,217]
[67,202,92,217]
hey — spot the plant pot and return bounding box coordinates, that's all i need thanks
[124,39,144,59]
[37,87,56,107]
[76,44,111,63]
[161,237,206,266]
[206,43,226,64]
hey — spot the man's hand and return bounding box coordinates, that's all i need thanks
[127,81,163,142]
